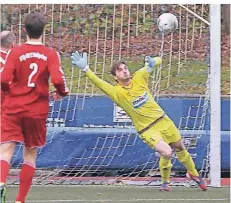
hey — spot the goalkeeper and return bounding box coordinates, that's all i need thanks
[71,51,207,192]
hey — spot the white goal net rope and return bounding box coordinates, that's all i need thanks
[1,4,211,186]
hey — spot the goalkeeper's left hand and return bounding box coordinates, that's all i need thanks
[71,51,89,72]
[145,56,162,72]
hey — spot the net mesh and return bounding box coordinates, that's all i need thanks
[1,4,212,186]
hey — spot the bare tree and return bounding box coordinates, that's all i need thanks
[221,4,230,33]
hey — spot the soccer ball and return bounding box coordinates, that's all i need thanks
[157,13,178,33]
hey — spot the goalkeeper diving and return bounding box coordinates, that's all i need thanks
[71,51,208,191]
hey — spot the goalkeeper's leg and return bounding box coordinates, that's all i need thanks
[159,157,172,191]
[158,116,208,191]
[171,141,199,176]
[170,140,208,191]
[140,128,173,191]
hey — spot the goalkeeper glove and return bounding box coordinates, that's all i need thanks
[145,56,162,72]
[71,51,89,72]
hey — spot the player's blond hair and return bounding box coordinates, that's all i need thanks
[0,31,15,49]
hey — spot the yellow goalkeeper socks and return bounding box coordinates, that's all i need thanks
[176,149,199,177]
[159,157,172,183]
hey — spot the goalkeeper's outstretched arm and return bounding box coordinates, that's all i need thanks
[145,56,162,73]
[71,51,118,101]
[85,69,118,100]
[133,56,162,84]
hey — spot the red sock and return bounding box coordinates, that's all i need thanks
[16,162,35,203]
[0,159,10,183]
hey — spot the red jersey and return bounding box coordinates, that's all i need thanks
[1,41,69,118]
[0,49,8,106]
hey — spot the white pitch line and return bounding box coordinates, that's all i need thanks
[7,199,230,202]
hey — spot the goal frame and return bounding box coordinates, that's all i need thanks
[0,4,223,187]
[209,4,221,187]
[179,4,221,187]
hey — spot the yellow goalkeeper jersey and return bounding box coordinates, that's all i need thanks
[86,68,164,132]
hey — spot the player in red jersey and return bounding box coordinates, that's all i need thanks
[0,31,16,109]
[0,12,69,203]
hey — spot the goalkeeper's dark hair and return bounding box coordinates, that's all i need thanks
[24,11,46,39]
[111,61,127,76]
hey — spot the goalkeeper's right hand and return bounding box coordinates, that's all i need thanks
[71,51,89,72]
[145,56,162,72]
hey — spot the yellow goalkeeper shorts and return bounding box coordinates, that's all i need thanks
[139,115,181,149]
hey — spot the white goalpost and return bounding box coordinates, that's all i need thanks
[209,4,221,187]
[179,4,222,188]
[179,3,222,188]
[1,4,224,187]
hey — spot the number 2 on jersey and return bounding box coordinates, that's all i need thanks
[28,63,38,87]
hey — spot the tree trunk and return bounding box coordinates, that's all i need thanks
[221,4,230,33]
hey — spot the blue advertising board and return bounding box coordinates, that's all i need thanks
[12,95,230,171]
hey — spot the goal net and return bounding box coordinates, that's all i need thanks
[1,4,220,186]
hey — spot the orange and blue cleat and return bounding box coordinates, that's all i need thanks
[186,172,208,191]
[159,182,170,191]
